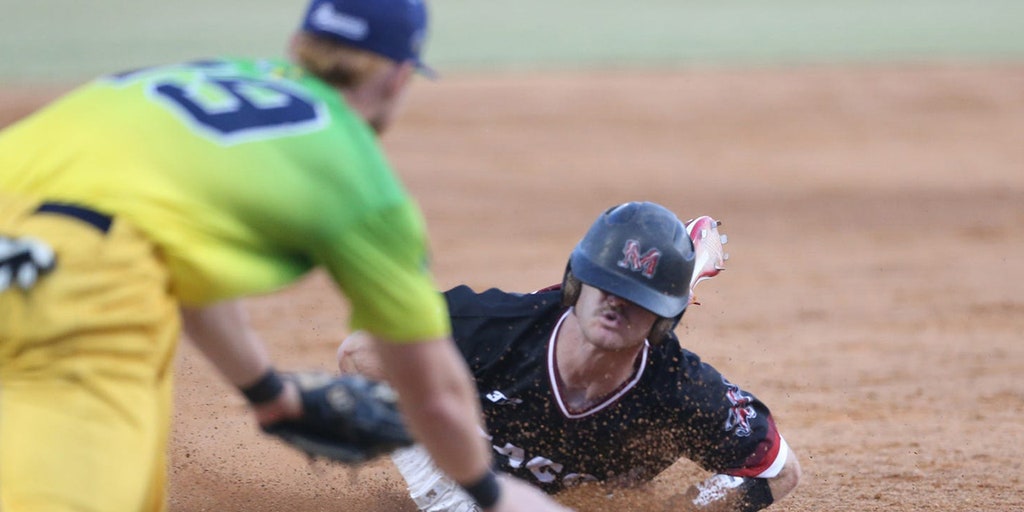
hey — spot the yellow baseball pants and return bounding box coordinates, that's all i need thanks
[0,196,179,512]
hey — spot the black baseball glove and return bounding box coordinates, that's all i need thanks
[262,372,413,464]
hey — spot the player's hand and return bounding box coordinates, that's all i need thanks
[489,475,575,512]
[663,475,751,512]
[0,235,56,292]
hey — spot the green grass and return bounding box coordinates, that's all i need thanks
[2,0,1022,84]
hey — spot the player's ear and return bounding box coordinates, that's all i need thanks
[382,61,416,101]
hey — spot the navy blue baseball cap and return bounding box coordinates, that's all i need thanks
[300,0,436,78]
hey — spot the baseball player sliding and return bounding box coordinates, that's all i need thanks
[339,202,801,511]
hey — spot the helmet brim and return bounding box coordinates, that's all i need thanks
[570,252,689,318]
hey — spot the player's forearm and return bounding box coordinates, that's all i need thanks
[180,300,303,425]
[180,300,272,387]
[374,337,492,485]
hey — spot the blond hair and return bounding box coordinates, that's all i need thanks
[291,32,394,88]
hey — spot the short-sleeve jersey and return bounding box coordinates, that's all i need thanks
[0,58,448,341]
[444,285,786,493]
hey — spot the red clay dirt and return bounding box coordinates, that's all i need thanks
[3,63,1022,511]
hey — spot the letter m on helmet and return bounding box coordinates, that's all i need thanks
[617,239,661,279]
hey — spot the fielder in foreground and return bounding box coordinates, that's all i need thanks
[0,1,570,511]
[339,201,801,511]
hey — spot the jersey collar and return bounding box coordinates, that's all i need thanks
[547,309,650,419]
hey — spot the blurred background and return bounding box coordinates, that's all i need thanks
[2,0,1023,85]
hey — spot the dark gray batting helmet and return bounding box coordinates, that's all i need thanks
[563,201,696,321]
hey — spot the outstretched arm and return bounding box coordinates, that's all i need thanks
[180,300,302,425]
[666,446,801,512]
[182,300,487,484]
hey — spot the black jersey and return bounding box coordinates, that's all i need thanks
[444,285,785,494]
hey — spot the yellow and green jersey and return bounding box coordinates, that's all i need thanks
[0,57,448,341]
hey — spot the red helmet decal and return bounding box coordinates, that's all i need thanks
[617,239,661,279]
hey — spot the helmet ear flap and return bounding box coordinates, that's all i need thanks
[561,266,581,308]
[648,314,683,345]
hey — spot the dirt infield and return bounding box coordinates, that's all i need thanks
[4,63,1022,511]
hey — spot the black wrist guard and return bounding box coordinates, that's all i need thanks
[693,474,774,512]
[462,470,501,509]
[240,368,285,404]
[738,477,774,512]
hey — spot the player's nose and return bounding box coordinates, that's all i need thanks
[602,290,645,313]
[603,291,626,307]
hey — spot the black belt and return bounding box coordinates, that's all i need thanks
[34,202,113,234]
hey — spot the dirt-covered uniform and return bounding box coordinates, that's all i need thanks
[445,285,787,494]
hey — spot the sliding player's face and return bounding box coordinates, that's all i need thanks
[574,284,656,351]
